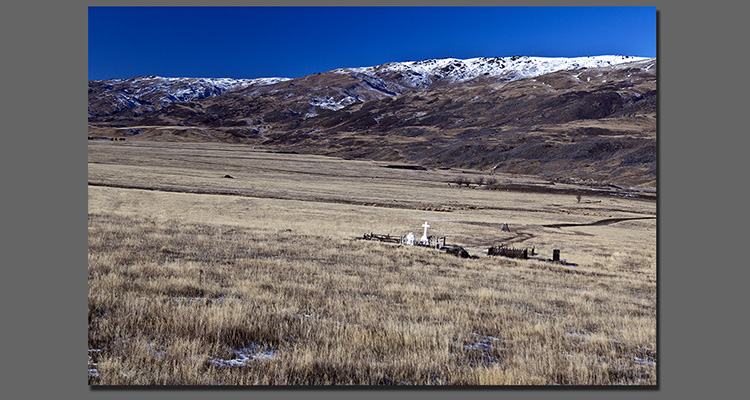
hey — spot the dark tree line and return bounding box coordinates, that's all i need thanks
[451,176,498,188]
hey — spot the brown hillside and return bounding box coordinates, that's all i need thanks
[88,59,656,189]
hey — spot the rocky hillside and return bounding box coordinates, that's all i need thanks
[87,76,290,117]
[88,56,656,188]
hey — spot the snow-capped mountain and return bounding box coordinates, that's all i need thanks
[280,55,650,112]
[332,55,649,96]
[89,55,648,116]
[88,55,656,188]
[88,75,290,117]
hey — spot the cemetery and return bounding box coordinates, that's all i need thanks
[88,140,654,385]
[361,220,576,265]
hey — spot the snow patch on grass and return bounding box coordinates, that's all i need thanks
[208,344,277,368]
[462,333,504,366]
[634,356,656,366]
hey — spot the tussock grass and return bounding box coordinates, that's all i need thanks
[89,213,655,385]
[88,141,655,385]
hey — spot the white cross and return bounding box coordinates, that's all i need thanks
[420,221,431,243]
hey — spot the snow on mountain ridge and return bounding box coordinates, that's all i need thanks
[89,56,652,117]
[98,76,291,102]
[98,75,290,86]
[335,55,649,88]
[89,76,292,115]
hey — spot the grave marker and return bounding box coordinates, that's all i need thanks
[419,221,430,244]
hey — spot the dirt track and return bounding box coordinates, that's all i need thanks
[543,216,656,228]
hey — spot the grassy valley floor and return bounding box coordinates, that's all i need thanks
[88,141,656,385]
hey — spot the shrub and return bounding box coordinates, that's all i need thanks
[453,176,471,187]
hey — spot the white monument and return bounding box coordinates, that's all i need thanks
[419,221,430,245]
[404,232,415,246]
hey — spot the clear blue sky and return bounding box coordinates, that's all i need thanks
[88,6,656,81]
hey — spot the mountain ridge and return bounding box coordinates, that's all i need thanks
[89,55,647,115]
[88,76,290,117]
[88,55,656,189]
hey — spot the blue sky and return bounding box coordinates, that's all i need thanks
[88,6,656,81]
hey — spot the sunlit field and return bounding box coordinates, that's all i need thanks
[88,140,656,385]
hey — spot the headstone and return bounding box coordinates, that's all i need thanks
[553,249,560,262]
[419,221,430,244]
[501,222,510,232]
[404,232,415,246]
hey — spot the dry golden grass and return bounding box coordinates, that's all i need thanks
[88,141,656,385]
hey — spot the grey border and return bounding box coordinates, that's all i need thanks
[8,0,746,399]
